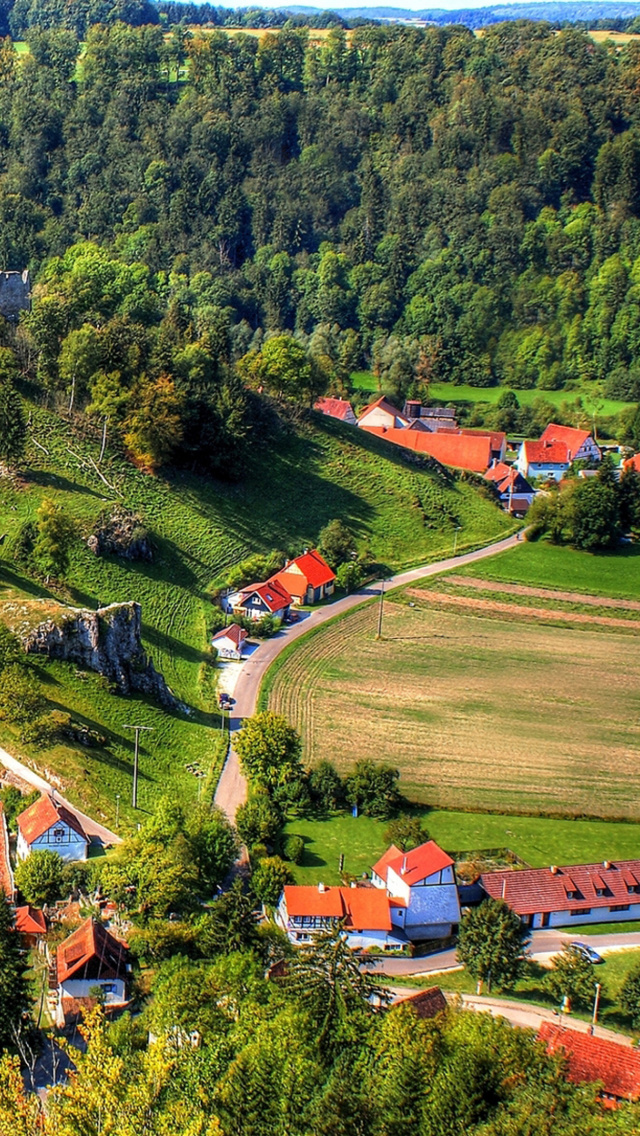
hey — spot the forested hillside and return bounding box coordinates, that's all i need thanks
[2,19,640,423]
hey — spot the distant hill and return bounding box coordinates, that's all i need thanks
[281,2,640,25]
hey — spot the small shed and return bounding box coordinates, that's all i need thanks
[212,623,248,660]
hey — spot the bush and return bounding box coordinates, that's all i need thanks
[14,849,65,907]
[620,965,640,1028]
[251,855,294,907]
[384,815,427,852]
[344,760,401,820]
[308,761,344,812]
[283,835,304,864]
[235,794,283,849]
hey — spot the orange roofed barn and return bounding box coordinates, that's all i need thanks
[360,425,493,473]
[55,917,130,1027]
[269,549,336,605]
[539,1023,640,1106]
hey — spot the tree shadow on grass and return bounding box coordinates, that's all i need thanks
[0,561,54,600]
[142,622,213,667]
[24,469,105,499]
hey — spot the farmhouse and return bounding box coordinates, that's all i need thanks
[361,425,493,473]
[481,858,640,929]
[516,439,570,482]
[224,578,292,622]
[484,462,534,513]
[539,423,601,463]
[358,396,409,430]
[269,549,336,605]
[16,795,88,864]
[314,397,357,425]
[211,623,248,660]
[55,917,130,1027]
[278,839,460,948]
[539,1023,640,1106]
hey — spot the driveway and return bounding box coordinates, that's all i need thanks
[214,533,520,822]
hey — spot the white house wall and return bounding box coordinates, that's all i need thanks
[530,904,640,930]
[20,827,88,863]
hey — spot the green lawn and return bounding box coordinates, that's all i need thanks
[0,403,511,827]
[285,810,640,886]
[454,540,640,601]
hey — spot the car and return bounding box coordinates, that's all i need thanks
[219,692,230,707]
[569,942,604,965]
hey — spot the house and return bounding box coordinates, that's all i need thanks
[539,423,601,464]
[484,462,535,513]
[314,397,357,425]
[361,426,493,473]
[55,917,130,1027]
[277,882,404,951]
[269,549,336,606]
[623,453,640,473]
[0,804,13,899]
[223,578,292,622]
[0,269,30,322]
[516,439,570,482]
[16,795,88,864]
[371,840,461,941]
[539,1023,640,1106]
[480,858,640,929]
[211,623,248,660]
[393,986,448,1019]
[14,906,47,949]
[358,396,409,430]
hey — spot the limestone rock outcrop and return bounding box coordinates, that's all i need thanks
[17,600,178,710]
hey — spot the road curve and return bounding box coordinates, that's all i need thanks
[214,532,520,822]
[0,744,121,846]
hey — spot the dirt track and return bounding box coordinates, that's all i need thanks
[447,575,640,611]
[409,588,640,631]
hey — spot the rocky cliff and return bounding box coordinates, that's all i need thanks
[17,600,179,710]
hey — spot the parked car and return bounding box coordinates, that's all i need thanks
[570,942,604,964]
[219,692,231,708]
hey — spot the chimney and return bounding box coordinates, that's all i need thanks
[603,860,611,870]
[318,882,325,893]
[350,881,356,888]
[401,856,408,876]
[501,878,507,899]
[550,865,558,875]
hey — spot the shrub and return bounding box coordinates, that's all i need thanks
[251,856,294,907]
[15,849,65,907]
[344,760,401,820]
[283,835,304,864]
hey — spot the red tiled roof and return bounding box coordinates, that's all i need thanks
[271,549,335,592]
[314,397,355,422]
[15,905,47,935]
[461,429,506,452]
[540,423,595,460]
[211,623,248,647]
[521,440,569,466]
[396,986,448,1019]
[57,917,129,984]
[240,578,292,614]
[623,454,640,473]
[385,841,454,887]
[539,1023,640,1101]
[283,885,345,918]
[282,884,394,931]
[360,426,492,472]
[371,844,403,881]
[481,859,640,916]
[484,462,513,483]
[0,805,13,899]
[17,795,87,846]
[343,886,392,932]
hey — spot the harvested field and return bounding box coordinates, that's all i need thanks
[445,576,640,612]
[266,594,640,820]
[406,587,640,631]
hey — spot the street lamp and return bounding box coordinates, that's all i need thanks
[115,794,120,829]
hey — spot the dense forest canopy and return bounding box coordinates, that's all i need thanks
[0,19,639,467]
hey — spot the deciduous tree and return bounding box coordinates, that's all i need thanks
[458,899,529,993]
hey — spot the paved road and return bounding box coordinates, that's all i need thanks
[364,928,640,978]
[214,532,520,822]
[0,745,121,846]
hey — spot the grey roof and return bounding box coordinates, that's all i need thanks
[405,885,460,927]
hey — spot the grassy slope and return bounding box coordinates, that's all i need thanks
[285,810,640,885]
[0,404,511,829]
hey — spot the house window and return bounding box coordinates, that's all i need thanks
[610,904,630,913]
[53,827,65,843]
[570,908,591,916]
[566,890,577,900]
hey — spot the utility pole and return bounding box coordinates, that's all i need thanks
[376,579,385,639]
[453,525,462,557]
[123,724,154,809]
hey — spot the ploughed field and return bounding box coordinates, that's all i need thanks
[266,569,640,821]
